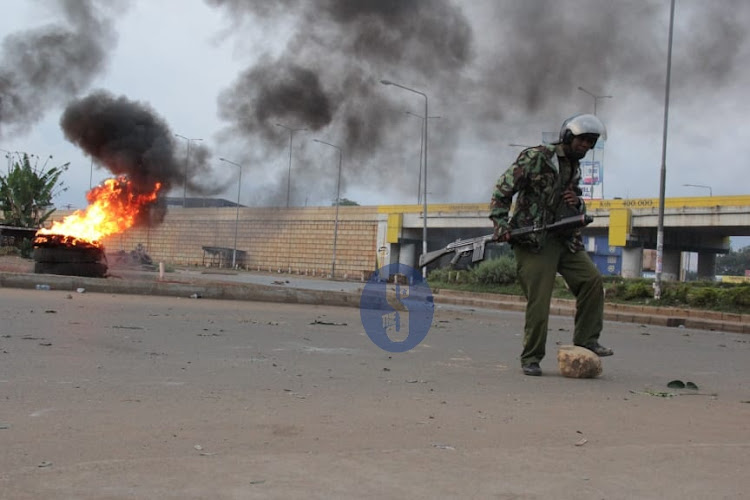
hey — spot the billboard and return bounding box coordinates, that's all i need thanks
[580,159,603,199]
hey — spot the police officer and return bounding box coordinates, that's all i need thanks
[490,114,613,376]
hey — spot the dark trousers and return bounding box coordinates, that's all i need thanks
[514,238,604,365]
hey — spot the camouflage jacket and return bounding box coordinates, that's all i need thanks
[489,144,587,253]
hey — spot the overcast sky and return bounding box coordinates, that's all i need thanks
[1,0,749,213]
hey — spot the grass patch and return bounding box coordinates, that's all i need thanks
[426,257,750,314]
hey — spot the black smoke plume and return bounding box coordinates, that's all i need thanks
[60,90,225,225]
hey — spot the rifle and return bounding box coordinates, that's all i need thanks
[418,213,593,268]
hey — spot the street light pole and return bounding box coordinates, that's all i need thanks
[381,79,429,277]
[175,134,202,208]
[654,0,676,300]
[276,124,307,208]
[577,86,612,199]
[219,157,243,269]
[405,111,440,206]
[313,139,343,280]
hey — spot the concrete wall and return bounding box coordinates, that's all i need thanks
[49,206,379,280]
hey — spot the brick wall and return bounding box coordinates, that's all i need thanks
[74,206,380,279]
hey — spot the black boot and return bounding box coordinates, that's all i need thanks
[522,362,542,376]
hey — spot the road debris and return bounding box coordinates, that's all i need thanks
[432,443,455,450]
[667,380,699,390]
[310,318,347,326]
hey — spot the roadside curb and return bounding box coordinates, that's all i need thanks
[0,271,361,308]
[2,270,748,334]
[432,288,750,334]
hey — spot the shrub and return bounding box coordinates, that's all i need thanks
[661,283,690,304]
[18,238,33,258]
[718,285,750,308]
[623,280,653,300]
[604,280,628,300]
[0,245,19,256]
[427,267,471,285]
[687,287,719,308]
[469,255,517,285]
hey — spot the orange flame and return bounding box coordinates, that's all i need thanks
[37,176,161,244]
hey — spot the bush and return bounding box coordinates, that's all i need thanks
[0,245,19,256]
[660,283,690,304]
[622,280,653,300]
[427,267,472,285]
[18,238,33,258]
[469,255,517,285]
[687,287,719,308]
[718,285,750,308]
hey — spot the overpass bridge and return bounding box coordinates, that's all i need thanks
[376,195,750,280]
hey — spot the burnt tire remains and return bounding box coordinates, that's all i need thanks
[34,261,109,278]
[32,234,108,278]
[33,246,103,264]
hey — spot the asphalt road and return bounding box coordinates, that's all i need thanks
[0,287,748,499]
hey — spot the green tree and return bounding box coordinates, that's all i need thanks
[333,197,359,206]
[716,247,750,276]
[0,154,69,228]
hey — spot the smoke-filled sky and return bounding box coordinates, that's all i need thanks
[1,0,749,212]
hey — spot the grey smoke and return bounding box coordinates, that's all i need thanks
[210,0,474,205]
[0,0,126,138]
[207,0,750,205]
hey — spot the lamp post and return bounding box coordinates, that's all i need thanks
[577,86,612,200]
[405,111,440,205]
[175,134,202,208]
[654,0,677,300]
[381,79,429,277]
[313,139,343,280]
[276,123,307,208]
[219,157,243,269]
[682,183,712,197]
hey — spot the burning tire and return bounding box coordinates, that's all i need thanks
[32,246,103,264]
[34,261,109,278]
[32,233,108,278]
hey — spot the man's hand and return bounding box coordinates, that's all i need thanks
[492,226,511,242]
[562,188,581,208]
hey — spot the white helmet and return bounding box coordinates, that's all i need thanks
[559,113,607,144]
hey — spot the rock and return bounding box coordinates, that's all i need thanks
[557,345,602,379]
